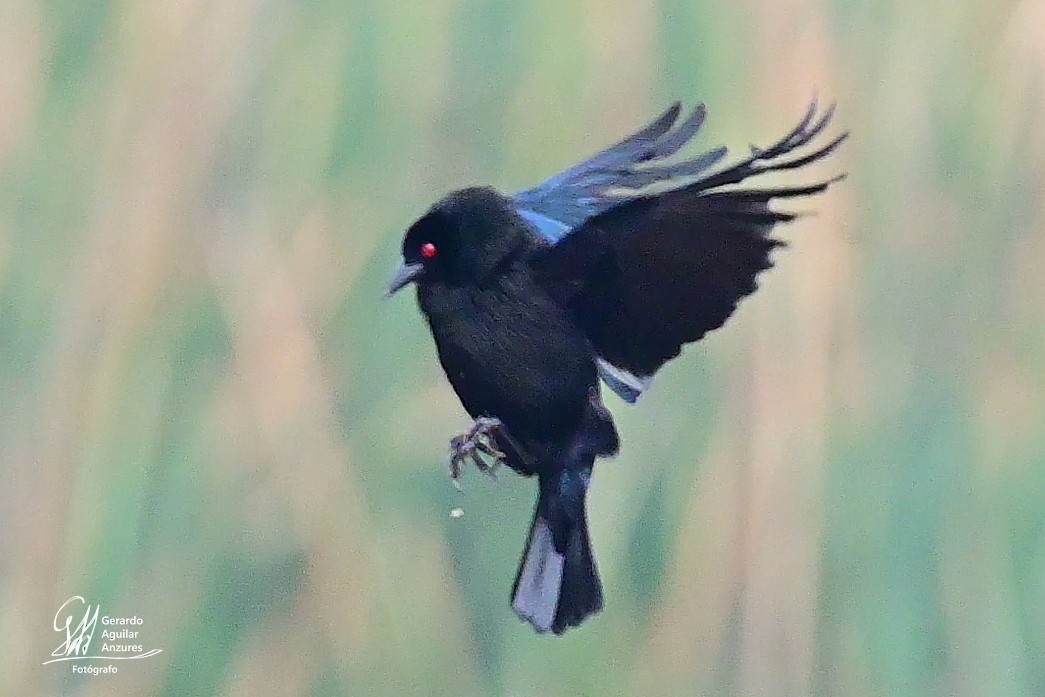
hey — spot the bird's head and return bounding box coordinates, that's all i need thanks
[386,186,537,297]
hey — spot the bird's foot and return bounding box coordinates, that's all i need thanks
[448,416,506,490]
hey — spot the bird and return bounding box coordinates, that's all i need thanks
[386,98,846,635]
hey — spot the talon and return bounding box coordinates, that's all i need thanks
[448,436,469,490]
[446,416,507,486]
[474,440,505,464]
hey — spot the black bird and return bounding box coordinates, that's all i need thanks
[387,99,846,634]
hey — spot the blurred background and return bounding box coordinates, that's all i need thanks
[2,1,1043,696]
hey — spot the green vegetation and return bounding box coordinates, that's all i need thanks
[2,1,1043,696]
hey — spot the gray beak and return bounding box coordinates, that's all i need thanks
[385,262,425,298]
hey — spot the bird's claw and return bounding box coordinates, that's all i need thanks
[448,416,505,489]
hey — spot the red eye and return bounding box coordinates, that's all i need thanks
[420,242,438,259]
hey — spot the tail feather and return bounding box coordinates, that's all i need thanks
[511,471,603,634]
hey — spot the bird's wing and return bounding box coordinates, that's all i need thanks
[530,101,847,402]
[511,102,728,242]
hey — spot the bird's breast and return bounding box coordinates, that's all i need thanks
[418,275,595,439]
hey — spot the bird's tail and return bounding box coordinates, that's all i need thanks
[511,468,602,634]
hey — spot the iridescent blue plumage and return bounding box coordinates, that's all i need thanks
[514,98,846,402]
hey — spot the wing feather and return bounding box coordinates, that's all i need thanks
[512,103,724,235]
[529,102,846,401]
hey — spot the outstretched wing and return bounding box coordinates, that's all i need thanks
[529,101,847,402]
[512,103,728,242]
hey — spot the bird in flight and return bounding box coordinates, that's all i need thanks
[387,99,846,635]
